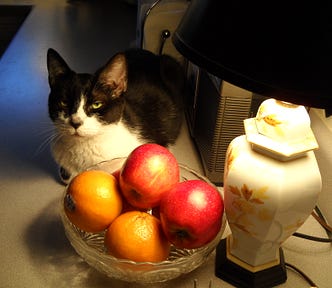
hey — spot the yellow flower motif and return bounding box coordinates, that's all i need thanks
[241,184,253,201]
[225,145,238,178]
[229,184,268,205]
[233,198,255,214]
[226,207,238,221]
[251,186,269,202]
[229,185,241,197]
[227,184,270,236]
[262,114,283,127]
[257,208,273,221]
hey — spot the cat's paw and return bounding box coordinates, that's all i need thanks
[59,166,71,185]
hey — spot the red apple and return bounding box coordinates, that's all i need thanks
[119,143,180,209]
[159,179,224,249]
[111,167,149,213]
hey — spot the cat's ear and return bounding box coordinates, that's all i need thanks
[97,53,128,98]
[47,48,72,87]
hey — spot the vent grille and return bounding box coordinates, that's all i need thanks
[207,95,252,174]
[187,68,268,184]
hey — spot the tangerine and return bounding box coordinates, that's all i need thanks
[64,170,122,233]
[104,211,170,262]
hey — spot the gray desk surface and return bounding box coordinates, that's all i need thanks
[0,1,330,287]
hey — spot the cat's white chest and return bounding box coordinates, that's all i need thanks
[51,120,145,177]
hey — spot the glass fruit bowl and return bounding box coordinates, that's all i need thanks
[59,157,226,284]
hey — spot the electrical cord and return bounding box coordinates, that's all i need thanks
[285,262,318,288]
[140,0,163,49]
[312,206,332,236]
[140,0,189,55]
[292,205,332,242]
[292,231,332,243]
[284,205,331,287]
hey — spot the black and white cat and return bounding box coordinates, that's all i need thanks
[47,48,184,184]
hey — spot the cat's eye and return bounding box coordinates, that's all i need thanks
[91,101,103,110]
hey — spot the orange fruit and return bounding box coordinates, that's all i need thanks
[104,211,170,262]
[64,170,122,233]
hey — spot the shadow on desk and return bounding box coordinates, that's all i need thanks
[24,197,109,287]
[24,196,213,288]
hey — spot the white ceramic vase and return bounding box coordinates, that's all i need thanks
[223,99,322,268]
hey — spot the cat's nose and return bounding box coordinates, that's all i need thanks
[70,117,83,129]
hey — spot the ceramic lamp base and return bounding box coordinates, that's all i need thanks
[215,238,287,288]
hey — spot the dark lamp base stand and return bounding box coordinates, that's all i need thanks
[215,238,287,288]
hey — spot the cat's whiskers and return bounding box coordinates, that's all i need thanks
[33,120,75,157]
[33,122,59,156]
[42,120,102,145]
[34,133,57,156]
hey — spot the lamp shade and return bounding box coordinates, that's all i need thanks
[173,1,332,112]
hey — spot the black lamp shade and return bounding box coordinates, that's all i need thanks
[173,1,332,111]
